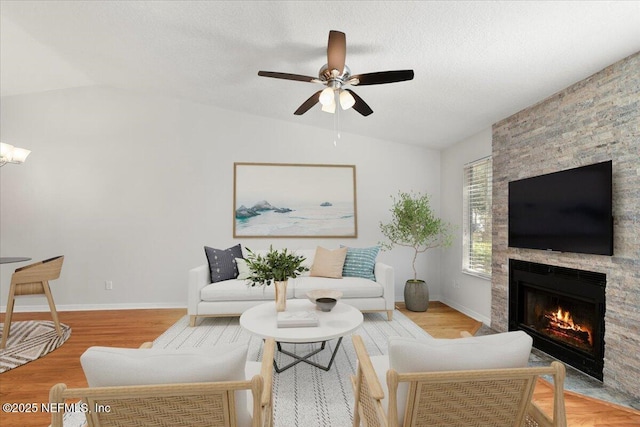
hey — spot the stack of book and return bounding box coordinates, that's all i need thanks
[277,311,319,328]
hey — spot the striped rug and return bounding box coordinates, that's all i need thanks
[154,310,431,427]
[0,320,71,373]
[61,310,431,427]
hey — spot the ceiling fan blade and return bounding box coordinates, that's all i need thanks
[351,70,414,86]
[294,90,322,115]
[344,89,373,116]
[327,30,346,73]
[258,71,317,83]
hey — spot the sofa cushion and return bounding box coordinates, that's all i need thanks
[201,279,294,301]
[204,244,243,283]
[388,331,532,373]
[81,342,249,387]
[387,331,533,425]
[310,246,348,278]
[292,276,383,299]
[341,246,379,280]
[81,342,251,425]
[292,249,315,277]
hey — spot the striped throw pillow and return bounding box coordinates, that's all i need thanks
[341,246,380,281]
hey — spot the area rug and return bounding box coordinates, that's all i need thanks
[0,320,71,373]
[61,310,431,427]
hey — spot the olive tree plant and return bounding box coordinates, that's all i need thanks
[379,191,454,280]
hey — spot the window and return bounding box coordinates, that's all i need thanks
[463,157,492,278]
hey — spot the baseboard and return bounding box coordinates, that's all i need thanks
[0,302,187,313]
[438,297,491,326]
[2,299,488,324]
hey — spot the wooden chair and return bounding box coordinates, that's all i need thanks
[1,256,64,349]
[49,338,276,427]
[351,335,567,427]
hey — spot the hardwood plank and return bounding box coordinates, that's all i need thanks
[532,377,640,427]
[1,304,638,427]
[0,309,185,427]
[396,301,483,338]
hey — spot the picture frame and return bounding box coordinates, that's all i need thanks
[233,162,357,238]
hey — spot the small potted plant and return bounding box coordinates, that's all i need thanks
[379,191,453,312]
[244,246,309,311]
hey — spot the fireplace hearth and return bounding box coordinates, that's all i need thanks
[509,259,606,380]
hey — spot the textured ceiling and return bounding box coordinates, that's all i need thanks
[1,1,639,149]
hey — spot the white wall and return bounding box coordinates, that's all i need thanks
[0,86,441,311]
[439,128,492,324]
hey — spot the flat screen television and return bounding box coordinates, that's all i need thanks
[508,160,613,255]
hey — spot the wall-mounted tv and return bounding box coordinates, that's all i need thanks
[508,160,613,255]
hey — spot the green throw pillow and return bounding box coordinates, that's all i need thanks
[341,246,379,281]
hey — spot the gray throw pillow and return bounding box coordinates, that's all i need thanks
[204,244,243,283]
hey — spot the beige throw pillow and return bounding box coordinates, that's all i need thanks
[310,246,348,279]
[236,258,250,280]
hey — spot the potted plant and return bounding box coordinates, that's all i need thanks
[379,191,453,312]
[244,246,309,311]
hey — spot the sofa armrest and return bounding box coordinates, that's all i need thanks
[374,262,395,310]
[188,264,210,316]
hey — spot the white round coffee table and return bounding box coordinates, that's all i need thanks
[240,299,363,372]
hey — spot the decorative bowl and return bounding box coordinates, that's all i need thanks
[315,297,337,312]
[306,289,343,304]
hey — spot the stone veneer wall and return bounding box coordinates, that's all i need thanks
[492,52,639,398]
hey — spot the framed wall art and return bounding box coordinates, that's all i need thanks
[233,162,357,238]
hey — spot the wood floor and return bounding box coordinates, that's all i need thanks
[1,303,638,427]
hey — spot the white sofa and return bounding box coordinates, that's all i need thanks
[188,249,395,326]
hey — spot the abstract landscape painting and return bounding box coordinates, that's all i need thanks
[234,163,357,237]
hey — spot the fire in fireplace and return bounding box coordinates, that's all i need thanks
[524,288,595,353]
[509,259,606,380]
[545,307,593,347]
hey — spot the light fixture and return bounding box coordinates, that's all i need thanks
[319,87,335,106]
[320,89,355,115]
[339,90,355,110]
[0,142,31,166]
[321,96,336,113]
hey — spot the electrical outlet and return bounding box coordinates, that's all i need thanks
[453,280,460,289]
[105,280,113,290]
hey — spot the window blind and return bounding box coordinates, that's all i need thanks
[463,157,492,278]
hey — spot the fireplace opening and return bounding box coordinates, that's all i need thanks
[523,286,595,353]
[509,259,605,380]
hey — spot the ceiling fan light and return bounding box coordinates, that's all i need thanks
[339,90,355,110]
[321,100,336,114]
[0,142,31,166]
[0,142,15,161]
[10,147,31,163]
[319,87,335,106]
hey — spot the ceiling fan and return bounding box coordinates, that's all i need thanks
[258,30,414,117]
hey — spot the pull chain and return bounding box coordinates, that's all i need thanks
[333,89,341,147]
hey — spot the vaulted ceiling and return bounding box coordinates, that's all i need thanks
[1,1,639,148]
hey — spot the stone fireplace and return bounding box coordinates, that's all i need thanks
[508,259,605,380]
[491,52,640,399]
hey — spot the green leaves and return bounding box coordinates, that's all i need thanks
[379,191,453,280]
[244,246,309,287]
